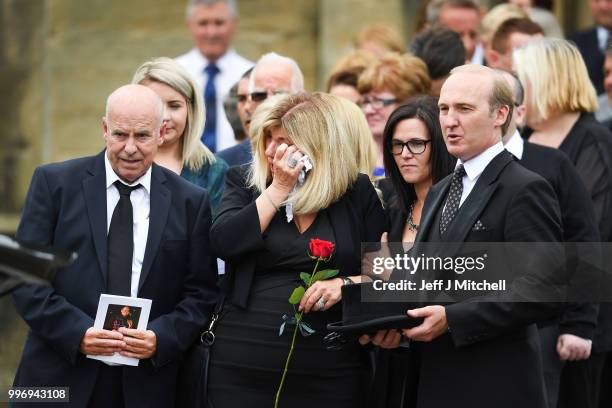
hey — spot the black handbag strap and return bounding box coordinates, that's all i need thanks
[200,295,225,347]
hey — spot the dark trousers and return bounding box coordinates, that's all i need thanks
[599,351,611,408]
[539,326,564,408]
[558,351,605,408]
[88,364,124,408]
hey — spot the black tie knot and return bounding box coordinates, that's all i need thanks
[453,164,466,180]
[114,181,140,197]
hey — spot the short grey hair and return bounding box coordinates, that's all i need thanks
[186,0,237,19]
[426,0,481,24]
[249,52,305,94]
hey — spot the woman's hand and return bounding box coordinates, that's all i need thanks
[269,143,305,196]
[299,278,344,313]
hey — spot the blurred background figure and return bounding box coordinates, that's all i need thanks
[567,0,612,96]
[176,0,253,152]
[426,0,484,64]
[354,24,405,57]
[481,3,529,55]
[410,26,466,97]
[603,45,612,129]
[357,53,431,177]
[133,57,228,209]
[223,81,247,142]
[217,52,305,167]
[514,38,612,408]
[487,17,544,71]
[326,50,376,105]
[217,67,254,167]
[508,0,563,37]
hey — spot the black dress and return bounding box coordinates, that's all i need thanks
[208,210,367,408]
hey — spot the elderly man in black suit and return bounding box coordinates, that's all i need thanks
[365,65,564,408]
[11,84,217,408]
[567,0,612,96]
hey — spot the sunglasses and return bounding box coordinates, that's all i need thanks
[248,90,289,103]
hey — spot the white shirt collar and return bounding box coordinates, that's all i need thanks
[597,26,611,52]
[459,141,505,181]
[470,42,485,65]
[503,130,524,160]
[104,151,152,194]
[184,47,237,73]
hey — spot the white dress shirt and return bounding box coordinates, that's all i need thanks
[503,130,524,160]
[175,48,253,151]
[457,141,505,207]
[105,153,151,298]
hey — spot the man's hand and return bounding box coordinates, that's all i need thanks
[359,330,403,349]
[118,328,157,359]
[557,333,592,361]
[402,306,448,342]
[79,327,125,356]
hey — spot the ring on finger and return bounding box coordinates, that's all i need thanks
[316,297,326,310]
[287,155,298,169]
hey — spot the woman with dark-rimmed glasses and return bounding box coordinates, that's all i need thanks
[382,95,455,243]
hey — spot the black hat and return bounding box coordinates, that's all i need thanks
[326,282,424,334]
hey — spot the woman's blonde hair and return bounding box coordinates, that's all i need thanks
[513,38,598,120]
[249,93,362,214]
[334,96,376,175]
[132,57,215,171]
[358,52,431,100]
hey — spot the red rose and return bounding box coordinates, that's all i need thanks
[309,238,335,259]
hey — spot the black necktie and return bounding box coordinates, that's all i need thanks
[107,181,140,295]
[202,64,220,152]
[439,164,466,235]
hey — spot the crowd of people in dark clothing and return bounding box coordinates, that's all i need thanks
[8,0,612,407]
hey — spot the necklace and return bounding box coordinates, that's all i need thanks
[407,202,419,232]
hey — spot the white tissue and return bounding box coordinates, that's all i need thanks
[285,155,313,222]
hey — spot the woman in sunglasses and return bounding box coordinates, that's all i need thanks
[132,57,228,208]
[383,95,455,243]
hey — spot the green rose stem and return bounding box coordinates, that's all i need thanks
[274,258,321,408]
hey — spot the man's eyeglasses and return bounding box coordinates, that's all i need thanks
[237,93,248,103]
[359,96,398,110]
[390,139,431,155]
[247,90,288,103]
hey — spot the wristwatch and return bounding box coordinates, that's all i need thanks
[341,277,354,286]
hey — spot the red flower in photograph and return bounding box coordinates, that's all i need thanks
[309,238,335,260]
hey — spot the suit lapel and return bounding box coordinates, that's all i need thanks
[415,177,450,243]
[82,152,109,286]
[138,165,170,292]
[443,151,514,242]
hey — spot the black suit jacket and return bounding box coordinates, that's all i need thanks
[210,165,386,308]
[11,152,218,408]
[520,141,600,339]
[411,150,563,408]
[568,27,604,95]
